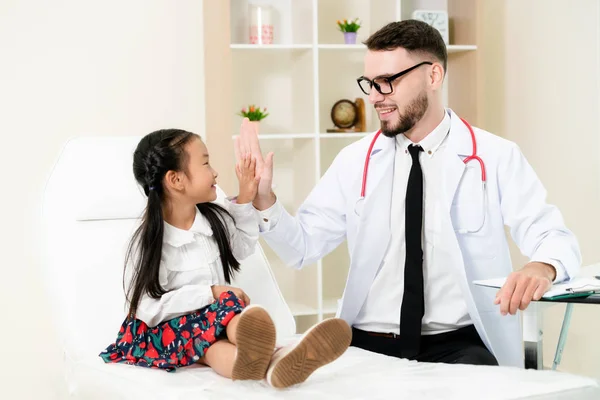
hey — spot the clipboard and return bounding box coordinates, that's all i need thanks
[544,291,595,301]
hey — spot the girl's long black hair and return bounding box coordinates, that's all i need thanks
[124,129,241,319]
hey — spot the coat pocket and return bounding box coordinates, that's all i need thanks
[452,203,496,260]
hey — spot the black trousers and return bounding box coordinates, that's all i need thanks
[351,325,498,366]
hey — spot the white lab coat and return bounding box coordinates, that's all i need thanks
[261,108,581,368]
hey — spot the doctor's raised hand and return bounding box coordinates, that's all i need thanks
[234,118,276,210]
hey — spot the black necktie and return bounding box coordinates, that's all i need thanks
[400,144,425,358]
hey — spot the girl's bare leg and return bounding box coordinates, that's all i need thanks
[198,339,236,379]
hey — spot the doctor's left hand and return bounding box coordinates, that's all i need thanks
[494,262,556,315]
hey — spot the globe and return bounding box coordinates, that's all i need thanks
[332,100,357,129]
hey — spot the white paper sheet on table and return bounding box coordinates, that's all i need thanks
[473,277,600,298]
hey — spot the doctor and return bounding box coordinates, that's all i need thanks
[234,20,581,367]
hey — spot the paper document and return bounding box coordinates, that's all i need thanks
[473,277,600,299]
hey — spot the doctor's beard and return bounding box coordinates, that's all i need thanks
[379,91,428,138]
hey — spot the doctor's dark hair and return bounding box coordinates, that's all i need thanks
[363,20,447,73]
[124,129,241,319]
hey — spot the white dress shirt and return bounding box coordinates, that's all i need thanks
[133,200,259,327]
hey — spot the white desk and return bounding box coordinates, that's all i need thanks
[523,263,600,370]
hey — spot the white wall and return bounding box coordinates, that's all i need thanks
[0,1,205,398]
[503,0,600,378]
[480,0,600,379]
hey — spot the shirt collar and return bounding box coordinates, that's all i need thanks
[396,110,451,157]
[163,207,213,248]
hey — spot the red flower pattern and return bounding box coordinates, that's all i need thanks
[206,311,216,325]
[144,342,159,359]
[137,323,147,335]
[119,325,133,344]
[201,325,216,342]
[162,325,176,347]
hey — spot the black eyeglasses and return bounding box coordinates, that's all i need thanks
[356,61,433,95]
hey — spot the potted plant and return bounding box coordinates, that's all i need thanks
[238,105,269,122]
[337,18,361,44]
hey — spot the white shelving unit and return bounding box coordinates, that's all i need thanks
[228,0,479,333]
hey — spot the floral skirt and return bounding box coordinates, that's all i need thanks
[99,291,245,372]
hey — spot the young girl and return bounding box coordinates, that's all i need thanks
[99,128,278,381]
[100,127,352,388]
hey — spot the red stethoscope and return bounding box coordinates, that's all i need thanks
[355,117,487,233]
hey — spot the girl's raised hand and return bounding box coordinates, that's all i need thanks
[235,153,259,204]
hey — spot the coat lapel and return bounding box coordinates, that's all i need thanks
[442,110,473,212]
[341,134,395,323]
[441,110,495,352]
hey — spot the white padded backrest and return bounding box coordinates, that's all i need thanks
[41,136,295,362]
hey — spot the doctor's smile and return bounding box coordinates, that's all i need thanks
[375,104,398,117]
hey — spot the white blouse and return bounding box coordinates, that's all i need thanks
[133,199,259,327]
